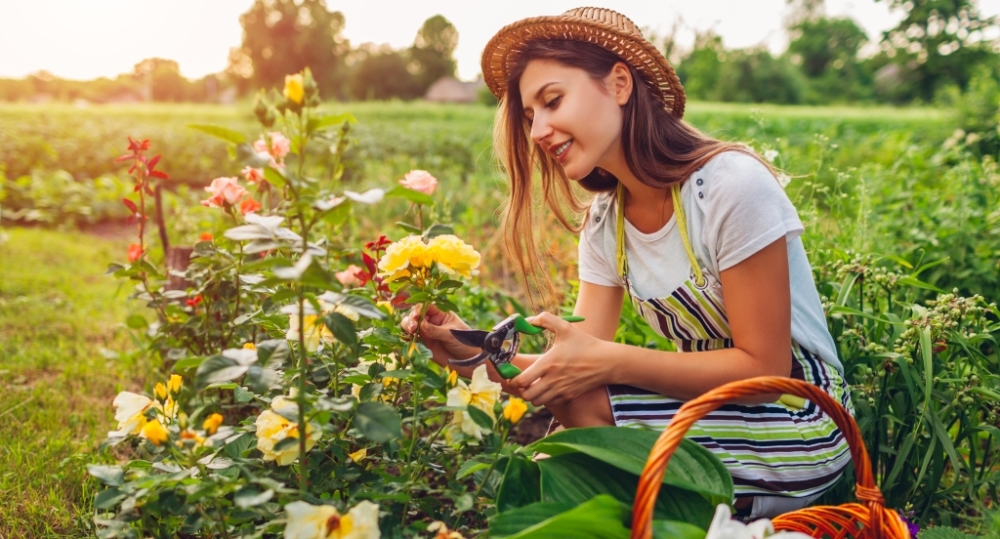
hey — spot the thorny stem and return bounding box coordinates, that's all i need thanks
[292,108,313,499]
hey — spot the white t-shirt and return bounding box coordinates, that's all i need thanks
[578,151,842,372]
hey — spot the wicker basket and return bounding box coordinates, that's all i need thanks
[630,376,911,539]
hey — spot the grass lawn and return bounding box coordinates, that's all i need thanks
[0,227,139,538]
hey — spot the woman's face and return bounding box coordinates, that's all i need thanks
[518,59,628,180]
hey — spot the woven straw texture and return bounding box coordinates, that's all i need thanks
[630,376,911,539]
[481,7,685,117]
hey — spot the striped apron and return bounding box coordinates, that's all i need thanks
[607,183,852,500]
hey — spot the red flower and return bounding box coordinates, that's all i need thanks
[239,198,262,215]
[186,295,203,307]
[199,232,214,242]
[127,243,144,262]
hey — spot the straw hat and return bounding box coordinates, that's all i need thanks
[481,7,685,118]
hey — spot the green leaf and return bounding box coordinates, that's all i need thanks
[125,314,148,329]
[234,385,254,403]
[918,527,978,539]
[497,455,541,511]
[537,452,715,527]
[897,276,946,294]
[457,458,491,480]
[94,487,127,509]
[87,464,124,487]
[225,432,256,459]
[386,185,434,206]
[273,437,300,452]
[396,221,422,233]
[263,166,287,188]
[651,520,706,539]
[189,124,246,144]
[196,355,248,387]
[490,495,630,539]
[423,223,454,239]
[354,402,402,443]
[324,312,357,346]
[467,405,495,430]
[234,487,274,509]
[339,295,387,320]
[438,280,463,290]
[256,339,290,366]
[309,112,356,131]
[525,426,732,505]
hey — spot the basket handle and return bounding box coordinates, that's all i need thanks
[630,376,887,539]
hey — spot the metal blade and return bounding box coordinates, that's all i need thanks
[448,350,490,368]
[450,329,489,349]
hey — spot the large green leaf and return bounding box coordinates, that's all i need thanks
[385,185,434,206]
[537,452,716,528]
[490,495,630,539]
[188,124,246,144]
[526,426,732,505]
[496,456,541,512]
[354,402,402,443]
[195,355,248,386]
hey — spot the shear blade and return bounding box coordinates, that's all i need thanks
[448,350,490,367]
[450,329,489,349]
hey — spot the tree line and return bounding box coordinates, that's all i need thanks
[0,0,996,106]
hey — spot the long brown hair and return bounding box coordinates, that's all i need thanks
[495,39,758,309]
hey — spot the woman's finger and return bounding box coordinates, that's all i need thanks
[526,311,571,336]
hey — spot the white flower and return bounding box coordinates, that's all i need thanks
[763,149,779,163]
[109,391,153,437]
[705,504,813,539]
[284,500,380,539]
[344,188,385,205]
[446,365,502,440]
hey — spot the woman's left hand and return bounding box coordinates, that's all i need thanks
[509,312,612,407]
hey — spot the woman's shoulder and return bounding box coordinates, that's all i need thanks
[690,149,782,203]
[583,190,616,233]
[700,149,774,182]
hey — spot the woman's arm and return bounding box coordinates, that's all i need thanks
[513,237,791,405]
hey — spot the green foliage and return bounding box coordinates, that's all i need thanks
[231,0,350,99]
[410,15,459,93]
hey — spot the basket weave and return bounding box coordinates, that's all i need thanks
[630,376,911,539]
[480,7,685,118]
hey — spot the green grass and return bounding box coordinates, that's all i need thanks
[0,228,137,538]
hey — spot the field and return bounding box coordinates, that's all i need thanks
[1,99,998,538]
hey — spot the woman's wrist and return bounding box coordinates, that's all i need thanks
[596,340,623,386]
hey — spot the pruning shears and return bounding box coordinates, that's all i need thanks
[448,314,585,379]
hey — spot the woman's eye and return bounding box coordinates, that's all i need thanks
[545,96,561,108]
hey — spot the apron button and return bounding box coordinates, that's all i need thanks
[595,215,602,223]
[696,178,703,186]
[698,192,704,198]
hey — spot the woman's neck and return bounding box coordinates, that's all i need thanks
[600,151,675,233]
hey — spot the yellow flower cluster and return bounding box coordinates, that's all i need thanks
[446,365,502,440]
[378,234,481,283]
[255,396,321,466]
[109,374,183,446]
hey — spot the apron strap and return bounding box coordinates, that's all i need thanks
[615,182,707,288]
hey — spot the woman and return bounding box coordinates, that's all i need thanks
[402,7,851,519]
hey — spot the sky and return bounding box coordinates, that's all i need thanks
[2,0,999,82]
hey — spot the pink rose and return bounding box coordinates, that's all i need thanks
[335,264,363,287]
[399,170,438,195]
[201,177,248,208]
[242,166,264,184]
[253,132,291,162]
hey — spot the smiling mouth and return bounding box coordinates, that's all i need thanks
[554,140,572,157]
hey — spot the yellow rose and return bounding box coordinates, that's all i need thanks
[255,397,321,466]
[348,448,367,464]
[167,374,183,394]
[284,500,380,539]
[284,73,305,105]
[427,234,481,278]
[141,419,169,445]
[154,382,167,400]
[202,413,224,435]
[446,365,502,440]
[503,397,528,424]
[286,313,334,352]
[378,235,433,282]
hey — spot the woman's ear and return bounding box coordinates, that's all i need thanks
[608,62,633,106]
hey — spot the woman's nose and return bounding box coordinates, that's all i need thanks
[530,115,552,145]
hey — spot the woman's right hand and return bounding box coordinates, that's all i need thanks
[401,304,480,372]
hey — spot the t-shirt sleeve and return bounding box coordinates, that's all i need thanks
[577,209,621,288]
[701,153,804,271]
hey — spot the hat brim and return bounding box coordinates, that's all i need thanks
[481,14,685,118]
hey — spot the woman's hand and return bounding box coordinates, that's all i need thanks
[509,312,612,407]
[401,304,479,371]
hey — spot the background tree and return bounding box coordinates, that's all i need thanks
[229,0,350,99]
[787,17,872,102]
[676,31,725,100]
[348,44,422,101]
[409,15,458,94]
[874,0,1000,102]
[133,58,190,102]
